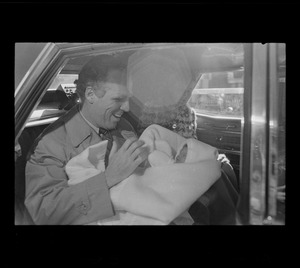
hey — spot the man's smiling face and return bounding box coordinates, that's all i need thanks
[91,69,131,130]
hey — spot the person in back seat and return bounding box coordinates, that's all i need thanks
[138,103,198,139]
[25,54,149,225]
[136,99,237,225]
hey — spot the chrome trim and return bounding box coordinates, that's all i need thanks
[15,43,60,113]
[237,43,252,225]
[238,44,285,225]
[195,112,242,121]
[248,43,268,225]
[25,117,59,128]
[266,43,283,224]
[54,43,190,59]
[15,43,63,142]
[15,43,58,95]
[192,87,244,95]
[218,148,241,155]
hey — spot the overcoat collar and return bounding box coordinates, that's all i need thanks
[64,104,97,148]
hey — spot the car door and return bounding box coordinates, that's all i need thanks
[237,43,285,225]
[188,43,285,225]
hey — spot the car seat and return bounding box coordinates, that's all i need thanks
[189,161,239,225]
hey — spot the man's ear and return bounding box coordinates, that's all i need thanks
[85,86,95,104]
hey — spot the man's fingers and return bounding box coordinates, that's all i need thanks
[134,151,149,166]
[127,140,145,155]
[131,146,149,161]
[121,137,138,151]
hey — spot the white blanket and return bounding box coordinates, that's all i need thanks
[66,124,221,225]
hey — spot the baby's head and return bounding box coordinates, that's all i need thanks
[147,142,188,167]
[146,139,174,167]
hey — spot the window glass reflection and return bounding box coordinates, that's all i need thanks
[188,70,244,118]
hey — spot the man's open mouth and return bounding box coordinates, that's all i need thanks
[113,113,123,119]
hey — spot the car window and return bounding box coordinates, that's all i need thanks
[27,73,79,126]
[188,68,244,118]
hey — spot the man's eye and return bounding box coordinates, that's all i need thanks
[114,97,127,102]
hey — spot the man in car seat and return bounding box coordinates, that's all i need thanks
[25,54,149,224]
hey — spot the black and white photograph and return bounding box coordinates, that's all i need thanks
[10,1,294,266]
[15,43,285,226]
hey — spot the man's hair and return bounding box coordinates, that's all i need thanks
[74,54,128,101]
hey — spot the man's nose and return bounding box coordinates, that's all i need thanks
[120,100,130,112]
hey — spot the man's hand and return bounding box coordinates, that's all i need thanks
[104,137,149,188]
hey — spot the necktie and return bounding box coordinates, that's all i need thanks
[98,127,113,169]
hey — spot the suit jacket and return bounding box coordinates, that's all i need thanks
[25,104,135,225]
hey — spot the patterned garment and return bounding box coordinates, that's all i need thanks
[137,104,197,139]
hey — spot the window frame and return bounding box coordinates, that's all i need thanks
[15,43,181,143]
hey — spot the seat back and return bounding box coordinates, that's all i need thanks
[189,162,239,225]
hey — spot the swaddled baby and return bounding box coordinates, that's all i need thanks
[66,124,220,225]
[145,141,188,167]
[65,131,187,187]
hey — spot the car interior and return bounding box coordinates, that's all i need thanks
[15,44,246,225]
